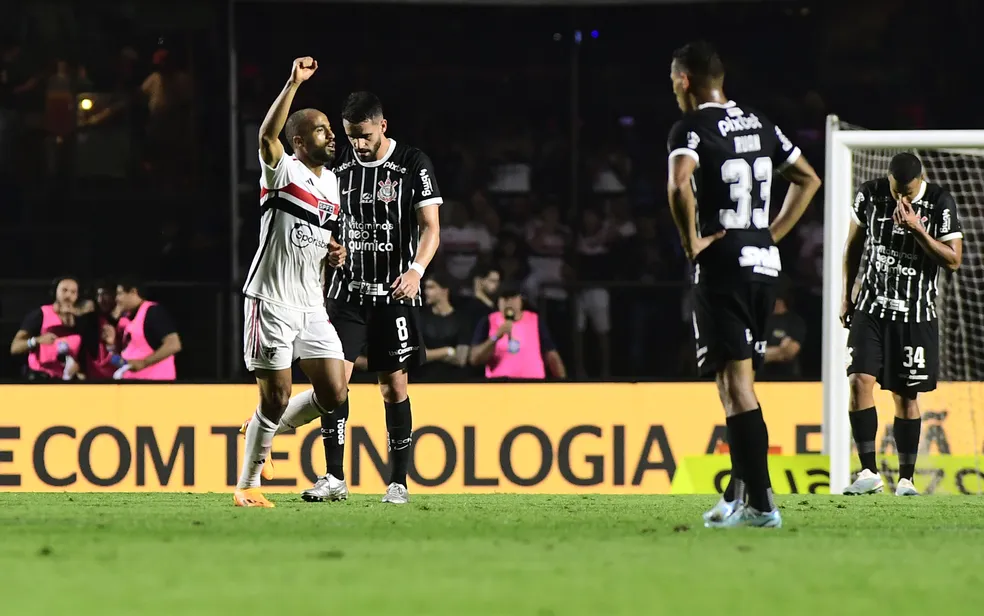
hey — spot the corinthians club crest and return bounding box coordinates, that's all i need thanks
[377,172,399,204]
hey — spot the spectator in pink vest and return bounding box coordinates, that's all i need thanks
[115,277,181,380]
[468,281,567,380]
[10,276,85,380]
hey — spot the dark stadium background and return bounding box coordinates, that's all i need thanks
[1,0,981,382]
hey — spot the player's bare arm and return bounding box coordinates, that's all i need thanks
[770,156,822,243]
[327,237,347,269]
[258,57,318,168]
[894,198,963,271]
[841,219,866,327]
[667,153,724,260]
[392,205,441,301]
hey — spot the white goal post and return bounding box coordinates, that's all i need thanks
[822,115,984,494]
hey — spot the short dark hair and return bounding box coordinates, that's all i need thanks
[285,108,316,146]
[426,270,452,291]
[117,276,141,295]
[341,91,383,124]
[497,280,523,300]
[672,40,725,83]
[470,261,499,281]
[889,152,923,185]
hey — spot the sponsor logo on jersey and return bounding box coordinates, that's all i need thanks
[377,173,399,204]
[334,160,357,173]
[737,245,781,277]
[717,113,763,137]
[290,222,330,250]
[419,168,434,197]
[941,209,951,233]
[383,161,408,174]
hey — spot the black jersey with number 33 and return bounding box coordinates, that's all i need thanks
[326,139,442,306]
[667,101,802,285]
[851,178,962,323]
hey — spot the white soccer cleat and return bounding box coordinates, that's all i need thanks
[703,498,740,524]
[895,478,919,496]
[301,474,349,502]
[843,468,884,495]
[381,483,409,504]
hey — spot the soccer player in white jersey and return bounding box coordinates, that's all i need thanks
[234,57,350,508]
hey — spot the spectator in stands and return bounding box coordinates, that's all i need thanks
[574,207,612,377]
[457,262,500,331]
[442,202,496,285]
[78,280,125,380]
[413,272,472,382]
[758,288,807,381]
[469,281,566,380]
[9,276,84,381]
[492,232,529,286]
[115,277,181,380]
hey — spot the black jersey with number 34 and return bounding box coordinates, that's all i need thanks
[327,139,442,306]
[667,101,802,285]
[851,178,962,323]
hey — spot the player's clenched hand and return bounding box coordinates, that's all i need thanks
[290,57,318,84]
[327,239,346,269]
[684,229,726,261]
[840,298,854,329]
[391,269,422,301]
[893,198,923,232]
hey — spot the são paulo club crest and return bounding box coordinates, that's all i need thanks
[377,172,399,204]
[317,200,339,225]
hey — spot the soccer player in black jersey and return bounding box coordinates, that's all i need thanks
[666,41,821,527]
[288,91,442,505]
[841,153,963,497]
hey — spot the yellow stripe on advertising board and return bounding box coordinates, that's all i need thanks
[670,455,984,495]
[0,383,979,493]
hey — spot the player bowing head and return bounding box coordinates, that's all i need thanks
[888,152,924,202]
[285,108,336,166]
[341,91,387,163]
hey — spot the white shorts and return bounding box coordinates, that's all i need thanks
[575,288,611,333]
[243,297,345,371]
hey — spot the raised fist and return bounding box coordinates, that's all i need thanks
[290,57,318,84]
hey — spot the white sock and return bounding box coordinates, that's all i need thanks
[277,389,330,435]
[237,409,277,489]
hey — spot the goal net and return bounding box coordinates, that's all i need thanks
[823,116,984,495]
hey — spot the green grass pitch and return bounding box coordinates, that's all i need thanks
[0,493,982,615]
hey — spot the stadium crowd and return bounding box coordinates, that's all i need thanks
[1,0,981,382]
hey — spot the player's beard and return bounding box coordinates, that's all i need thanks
[310,143,334,166]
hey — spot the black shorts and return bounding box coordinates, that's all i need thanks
[692,282,776,377]
[327,299,425,373]
[847,310,939,395]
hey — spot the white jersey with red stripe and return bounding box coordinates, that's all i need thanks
[243,151,342,311]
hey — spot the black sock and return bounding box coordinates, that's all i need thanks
[894,416,921,480]
[385,398,413,487]
[320,397,349,480]
[723,425,745,502]
[727,408,773,513]
[849,407,878,473]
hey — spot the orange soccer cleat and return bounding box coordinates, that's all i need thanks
[240,417,275,481]
[234,488,275,508]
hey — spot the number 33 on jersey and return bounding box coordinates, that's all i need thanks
[667,100,801,284]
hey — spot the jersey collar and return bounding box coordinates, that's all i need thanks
[912,180,927,203]
[697,100,736,110]
[355,139,397,168]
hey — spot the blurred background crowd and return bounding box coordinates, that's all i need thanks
[1,0,981,382]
